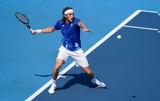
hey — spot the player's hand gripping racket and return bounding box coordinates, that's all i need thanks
[15,12,34,34]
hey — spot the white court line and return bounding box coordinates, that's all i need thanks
[25,10,142,101]
[124,10,159,32]
[139,10,159,14]
[140,10,160,18]
[124,25,158,31]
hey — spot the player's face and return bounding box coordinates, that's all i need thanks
[65,13,74,22]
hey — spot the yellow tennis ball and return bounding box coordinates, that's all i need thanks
[117,35,122,39]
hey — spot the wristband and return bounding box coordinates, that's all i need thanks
[36,29,42,33]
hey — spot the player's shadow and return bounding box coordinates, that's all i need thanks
[34,73,105,92]
[55,73,97,91]
[34,74,52,77]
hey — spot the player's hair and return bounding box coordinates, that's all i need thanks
[61,7,73,22]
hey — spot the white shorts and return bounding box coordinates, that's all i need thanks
[56,46,89,68]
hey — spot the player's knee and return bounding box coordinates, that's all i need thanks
[55,63,63,69]
[55,59,64,69]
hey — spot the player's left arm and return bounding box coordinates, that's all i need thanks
[78,21,92,32]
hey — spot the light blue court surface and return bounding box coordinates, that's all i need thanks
[0,1,160,101]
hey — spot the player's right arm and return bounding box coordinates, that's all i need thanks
[31,26,55,35]
[31,20,62,35]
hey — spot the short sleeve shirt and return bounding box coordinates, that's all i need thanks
[54,18,81,51]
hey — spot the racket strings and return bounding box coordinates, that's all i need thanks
[15,12,29,24]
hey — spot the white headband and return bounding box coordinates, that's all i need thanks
[64,9,74,15]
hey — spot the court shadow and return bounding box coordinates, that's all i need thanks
[34,73,107,92]
[34,74,52,77]
[55,73,97,92]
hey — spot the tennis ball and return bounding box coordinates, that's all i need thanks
[117,35,122,39]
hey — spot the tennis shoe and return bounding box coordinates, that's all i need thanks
[48,82,56,94]
[91,78,106,88]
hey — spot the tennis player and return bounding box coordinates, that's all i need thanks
[31,7,106,94]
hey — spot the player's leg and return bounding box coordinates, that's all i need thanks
[52,59,65,80]
[82,66,94,78]
[48,59,65,94]
[82,66,106,88]
[71,49,106,88]
[70,49,94,78]
[48,46,69,94]
[52,46,69,80]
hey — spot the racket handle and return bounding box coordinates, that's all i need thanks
[29,28,35,35]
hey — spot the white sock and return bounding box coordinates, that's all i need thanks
[92,77,99,84]
[92,77,97,81]
[48,79,56,94]
[52,79,56,84]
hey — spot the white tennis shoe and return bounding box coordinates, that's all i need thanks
[48,82,56,94]
[91,78,106,88]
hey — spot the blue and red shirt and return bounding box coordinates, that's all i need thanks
[54,18,81,51]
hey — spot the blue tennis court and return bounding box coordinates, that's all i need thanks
[24,10,160,101]
[0,1,160,101]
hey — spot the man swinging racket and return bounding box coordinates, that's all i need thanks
[31,7,106,94]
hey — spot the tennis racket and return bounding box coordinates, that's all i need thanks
[15,12,33,32]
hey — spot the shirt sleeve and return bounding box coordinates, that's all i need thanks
[54,20,62,30]
[75,18,81,25]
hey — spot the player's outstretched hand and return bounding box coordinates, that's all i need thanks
[30,29,37,35]
[83,29,92,33]
[30,29,42,35]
